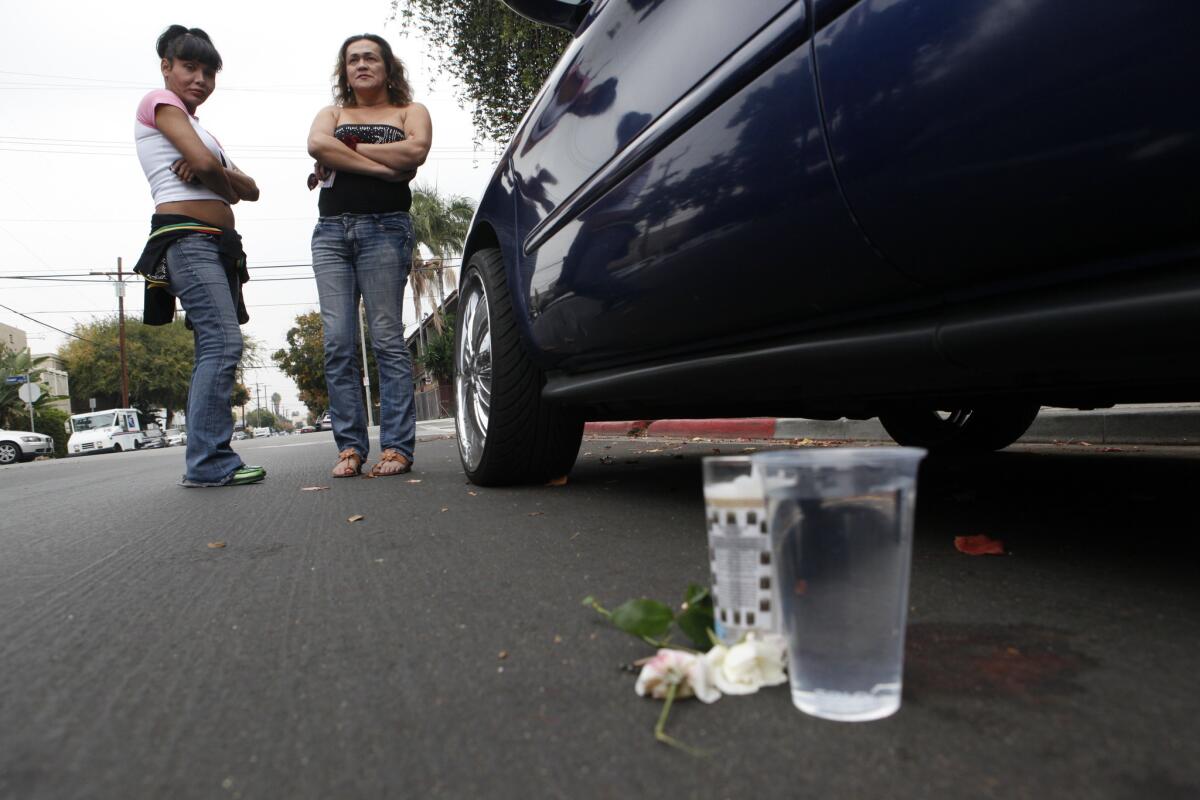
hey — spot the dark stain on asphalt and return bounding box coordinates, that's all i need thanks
[904,623,1097,703]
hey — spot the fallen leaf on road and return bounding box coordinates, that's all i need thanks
[528,511,545,516]
[468,490,478,496]
[546,476,568,486]
[1099,447,1123,453]
[300,486,330,492]
[406,479,422,483]
[599,456,614,465]
[498,650,509,660]
[207,541,226,549]
[440,507,449,513]
[645,448,662,453]
[553,634,563,644]
[347,514,365,523]
[954,534,1005,555]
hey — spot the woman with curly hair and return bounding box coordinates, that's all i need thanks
[307,33,431,478]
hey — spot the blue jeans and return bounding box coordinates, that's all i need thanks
[312,212,417,461]
[166,235,245,485]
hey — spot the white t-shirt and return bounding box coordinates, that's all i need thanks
[134,89,231,205]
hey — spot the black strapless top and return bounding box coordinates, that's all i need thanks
[317,124,412,216]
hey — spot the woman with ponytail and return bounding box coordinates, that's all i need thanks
[132,25,266,487]
[307,34,431,478]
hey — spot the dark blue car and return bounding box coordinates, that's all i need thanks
[453,0,1200,485]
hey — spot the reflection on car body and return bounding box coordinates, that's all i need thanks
[452,0,1200,485]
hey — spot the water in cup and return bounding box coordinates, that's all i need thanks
[752,448,925,722]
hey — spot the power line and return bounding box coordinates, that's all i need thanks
[0,301,101,345]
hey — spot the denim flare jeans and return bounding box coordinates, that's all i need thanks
[166,235,246,485]
[312,211,417,462]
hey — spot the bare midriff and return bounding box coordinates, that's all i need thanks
[157,199,234,230]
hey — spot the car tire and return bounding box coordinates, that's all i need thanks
[455,247,584,486]
[879,404,1040,453]
[112,443,122,453]
[0,440,19,465]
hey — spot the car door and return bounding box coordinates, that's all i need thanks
[812,0,1200,296]
[513,0,918,368]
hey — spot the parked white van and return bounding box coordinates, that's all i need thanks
[67,409,150,455]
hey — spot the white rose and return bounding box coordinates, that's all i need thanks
[704,633,788,695]
[635,649,721,704]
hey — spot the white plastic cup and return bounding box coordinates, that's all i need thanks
[701,456,776,644]
[751,447,926,721]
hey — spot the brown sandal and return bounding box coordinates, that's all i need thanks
[368,449,412,477]
[332,448,363,478]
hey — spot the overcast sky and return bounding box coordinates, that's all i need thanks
[0,1,501,419]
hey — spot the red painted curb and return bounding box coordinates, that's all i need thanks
[583,420,654,436]
[584,419,778,439]
[648,418,778,439]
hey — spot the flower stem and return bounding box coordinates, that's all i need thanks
[653,684,706,757]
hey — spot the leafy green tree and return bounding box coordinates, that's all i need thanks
[409,186,474,329]
[418,314,455,382]
[58,316,260,425]
[270,392,282,417]
[272,312,329,413]
[231,382,251,408]
[394,0,570,142]
[272,311,383,415]
[34,406,70,458]
[0,349,72,458]
[245,409,278,429]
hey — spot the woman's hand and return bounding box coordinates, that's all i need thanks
[171,158,200,185]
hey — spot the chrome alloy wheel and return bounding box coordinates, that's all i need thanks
[455,270,493,472]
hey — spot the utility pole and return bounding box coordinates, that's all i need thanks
[91,257,130,408]
[359,300,374,428]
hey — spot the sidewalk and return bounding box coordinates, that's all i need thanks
[582,404,1200,446]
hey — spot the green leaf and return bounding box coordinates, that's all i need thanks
[581,595,596,607]
[683,584,709,607]
[675,585,715,650]
[610,599,674,639]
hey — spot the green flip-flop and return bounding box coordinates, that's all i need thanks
[226,465,267,485]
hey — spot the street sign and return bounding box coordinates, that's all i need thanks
[18,383,42,403]
[89,397,97,410]
[4,375,27,384]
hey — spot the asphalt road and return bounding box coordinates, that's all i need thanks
[2,433,1199,799]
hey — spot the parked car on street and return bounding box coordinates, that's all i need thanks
[0,428,54,464]
[453,0,1200,485]
[252,427,271,439]
[315,413,332,432]
[163,428,187,447]
[140,425,167,449]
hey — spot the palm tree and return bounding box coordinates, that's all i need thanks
[271,392,282,417]
[409,186,475,334]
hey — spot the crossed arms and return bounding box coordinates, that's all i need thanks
[306,103,432,183]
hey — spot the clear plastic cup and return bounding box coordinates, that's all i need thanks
[751,447,926,721]
[701,456,776,644]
